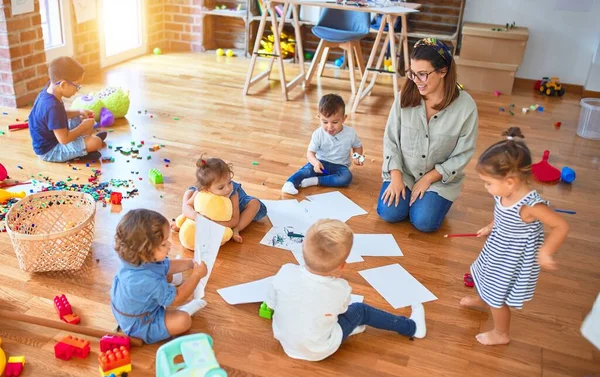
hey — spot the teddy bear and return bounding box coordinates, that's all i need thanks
[175,191,234,250]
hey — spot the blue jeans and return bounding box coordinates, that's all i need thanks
[287,160,352,188]
[338,303,416,342]
[376,181,453,233]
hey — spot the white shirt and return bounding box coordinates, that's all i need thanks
[266,264,352,361]
[308,125,362,167]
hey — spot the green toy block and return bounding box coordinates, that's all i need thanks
[259,302,274,320]
[149,168,163,185]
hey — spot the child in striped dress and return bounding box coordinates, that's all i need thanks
[461,127,569,346]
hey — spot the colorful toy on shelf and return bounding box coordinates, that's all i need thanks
[532,150,561,182]
[54,294,80,325]
[561,166,576,183]
[5,356,24,377]
[100,335,131,353]
[156,334,227,377]
[259,302,274,320]
[110,192,123,205]
[0,337,6,375]
[463,273,474,288]
[258,32,295,59]
[0,189,25,203]
[54,335,91,360]
[537,77,566,96]
[304,51,314,60]
[149,168,163,185]
[71,87,130,121]
[99,346,132,377]
[334,56,344,67]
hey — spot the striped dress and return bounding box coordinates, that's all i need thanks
[471,190,548,309]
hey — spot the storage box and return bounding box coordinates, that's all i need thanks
[455,57,518,94]
[460,22,529,65]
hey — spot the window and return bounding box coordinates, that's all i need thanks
[40,0,74,62]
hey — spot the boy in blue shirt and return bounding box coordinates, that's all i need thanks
[28,56,106,162]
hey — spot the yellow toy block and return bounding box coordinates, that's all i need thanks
[99,363,132,377]
[7,356,24,365]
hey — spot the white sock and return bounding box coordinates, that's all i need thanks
[178,299,207,316]
[349,325,366,337]
[170,273,183,286]
[300,177,318,188]
[281,181,298,195]
[410,303,426,339]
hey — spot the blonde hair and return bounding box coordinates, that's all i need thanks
[303,219,354,273]
[114,209,169,265]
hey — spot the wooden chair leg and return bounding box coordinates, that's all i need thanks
[354,40,366,76]
[318,45,330,78]
[347,43,356,95]
[306,39,325,86]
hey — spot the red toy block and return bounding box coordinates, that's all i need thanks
[464,273,474,288]
[100,335,131,352]
[110,192,122,205]
[54,335,90,360]
[99,346,131,372]
[54,294,80,324]
[5,363,23,377]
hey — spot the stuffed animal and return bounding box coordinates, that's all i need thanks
[71,87,130,122]
[175,191,234,250]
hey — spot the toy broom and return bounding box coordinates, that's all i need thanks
[532,150,561,182]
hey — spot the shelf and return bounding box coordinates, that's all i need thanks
[250,15,316,26]
[203,9,247,19]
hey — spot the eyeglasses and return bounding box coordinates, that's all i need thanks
[55,80,82,91]
[405,69,437,82]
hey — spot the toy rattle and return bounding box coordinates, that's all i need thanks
[352,153,365,164]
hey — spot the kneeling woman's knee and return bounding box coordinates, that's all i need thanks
[410,214,443,233]
[377,201,408,223]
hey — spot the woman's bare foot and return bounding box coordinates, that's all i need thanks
[171,223,180,232]
[460,296,486,310]
[475,330,510,346]
[232,231,243,243]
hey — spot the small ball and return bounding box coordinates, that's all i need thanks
[226,49,234,57]
[216,48,224,56]
[153,47,162,55]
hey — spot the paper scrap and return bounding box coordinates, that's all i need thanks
[260,226,305,251]
[358,264,437,309]
[193,214,226,299]
[263,199,312,231]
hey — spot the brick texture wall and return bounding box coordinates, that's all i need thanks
[164,0,205,52]
[71,15,100,73]
[148,0,166,50]
[0,0,47,108]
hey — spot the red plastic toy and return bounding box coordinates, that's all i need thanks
[110,192,123,205]
[8,122,28,131]
[100,335,131,352]
[53,294,80,325]
[532,150,561,182]
[464,273,474,288]
[54,335,90,360]
[5,356,25,377]
[99,346,131,374]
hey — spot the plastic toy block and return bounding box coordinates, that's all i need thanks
[54,335,90,360]
[100,335,130,352]
[5,359,23,377]
[149,169,163,185]
[54,294,80,324]
[464,273,474,288]
[554,121,562,128]
[102,157,115,163]
[259,302,274,320]
[100,363,131,377]
[149,145,160,152]
[120,149,131,156]
[110,192,122,205]
[99,346,131,372]
[8,356,24,364]
[88,176,97,183]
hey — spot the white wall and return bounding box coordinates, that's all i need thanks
[463,0,600,86]
[585,35,600,91]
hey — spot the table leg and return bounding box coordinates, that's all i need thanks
[401,14,410,74]
[243,9,270,95]
[269,2,288,100]
[388,15,399,97]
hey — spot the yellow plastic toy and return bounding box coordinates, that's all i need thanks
[0,189,25,203]
[216,48,224,57]
[226,49,234,57]
[0,337,6,376]
[175,191,234,250]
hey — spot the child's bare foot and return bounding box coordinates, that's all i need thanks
[475,330,510,346]
[460,296,486,310]
[232,231,243,243]
[171,223,180,232]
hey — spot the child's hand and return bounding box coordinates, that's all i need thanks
[477,225,492,237]
[313,162,325,174]
[79,118,95,135]
[192,261,208,278]
[538,249,557,271]
[79,109,94,119]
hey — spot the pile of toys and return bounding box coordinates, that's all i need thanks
[258,32,295,59]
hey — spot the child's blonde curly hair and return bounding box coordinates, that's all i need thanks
[114,209,169,265]
[303,219,354,273]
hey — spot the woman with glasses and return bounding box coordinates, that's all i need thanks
[378,38,478,232]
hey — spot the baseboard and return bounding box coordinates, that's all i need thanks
[583,89,600,98]
[514,78,583,95]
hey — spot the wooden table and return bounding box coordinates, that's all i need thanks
[242,0,421,112]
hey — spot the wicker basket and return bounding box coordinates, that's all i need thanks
[5,191,96,272]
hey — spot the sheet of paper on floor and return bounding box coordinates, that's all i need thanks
[218,274,363,305]
[358,264,437,309]
[351,234,403,257]
[262,199,312,232]
[260,226,305,251]
[193,214,226,299]
[305,191,367,222]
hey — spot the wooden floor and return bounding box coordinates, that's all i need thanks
[0,53,599,377]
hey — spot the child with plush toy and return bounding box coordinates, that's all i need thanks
[174,156,267,245]
[28,57,107,162]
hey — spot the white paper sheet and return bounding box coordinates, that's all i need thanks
[305,191,367,222]
[11,0,34,16]
[351,234,403,257]
[72,0,97,24]
[263,199,313,231]
[217,275,364,306]
[260,226,305,251]
[193,215,226,299]
[358,264,437,309]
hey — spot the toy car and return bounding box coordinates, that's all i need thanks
[538,77,565,96]
[156,334,227,377]
[464,273,474,288]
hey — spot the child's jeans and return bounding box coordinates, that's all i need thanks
[338,303,416,341]
[287,160,352,188]
[39,117,87,162]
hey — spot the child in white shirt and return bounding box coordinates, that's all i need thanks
[266,219,426,361]
[282,94,363,195]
